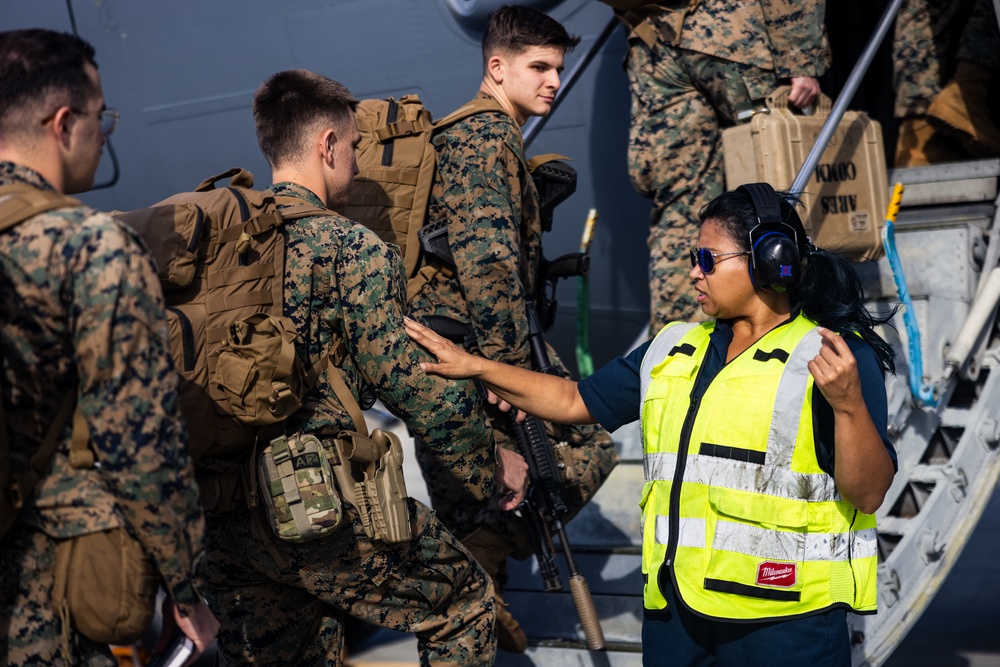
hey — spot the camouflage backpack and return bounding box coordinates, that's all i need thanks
[336,94,521,301]
[0,184,83,537]
[115,168,332,465]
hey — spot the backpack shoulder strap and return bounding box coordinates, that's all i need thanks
[435,97,533,177]
[269,196,370,435]
[434,95,510,132]
[272,196,330,223]
[3,386,78,512]
[0,184,83,234]
[1,183,86,515]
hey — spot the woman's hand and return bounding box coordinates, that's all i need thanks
[810,327,894,514]
[407,317,594,425]
[405,317,483,380]
[808,327,862,411]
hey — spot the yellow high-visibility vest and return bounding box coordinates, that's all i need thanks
[638,315,878,620]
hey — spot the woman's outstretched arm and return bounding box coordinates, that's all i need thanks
[405,317,596,424]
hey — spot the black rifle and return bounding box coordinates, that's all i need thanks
[530,159,590,332]
[421,312,605,651]
[512,303,605,650]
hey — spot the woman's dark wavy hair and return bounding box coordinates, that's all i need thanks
[700,187,896,376]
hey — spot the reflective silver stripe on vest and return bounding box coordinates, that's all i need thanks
[644,451,677,482]
[655,515,706,548]
[640,325,841,501]
[766,328,822,469]
[639,322,699,451]
[713,520,878,561]
[655,515,877,561]
[645,451,841,502]
[640,322,699,402]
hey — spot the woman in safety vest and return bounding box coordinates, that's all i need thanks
[404,182,897,667]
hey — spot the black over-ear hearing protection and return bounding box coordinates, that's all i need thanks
[737,182,805,293]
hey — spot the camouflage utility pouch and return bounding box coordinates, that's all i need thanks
[329,429,411,544]
[213,314,306,425]
[258,432,344,542]
[52,526,158,647]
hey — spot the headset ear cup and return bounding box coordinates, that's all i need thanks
[751,232,800,293]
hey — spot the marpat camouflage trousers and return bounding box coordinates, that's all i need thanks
[893,0,977,118]
[625,38,777,333]
[205,498,495,666]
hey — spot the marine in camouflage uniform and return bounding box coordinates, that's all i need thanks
[407,93,618,650]
[0,169,207,664]
[409,94,618,546]
[0,29,213,666]
[893,0,974,119]
[203,71,497,666]
[892,0,978,165]
[923,0,1000,158]
[405,8,617,655]
[614,0,830,332]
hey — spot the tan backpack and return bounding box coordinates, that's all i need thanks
[115,168,329,464]
[336,94,523,301]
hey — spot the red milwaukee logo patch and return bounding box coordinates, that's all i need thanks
[756,561,796,588]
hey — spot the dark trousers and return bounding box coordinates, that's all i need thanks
[641,581,851,667]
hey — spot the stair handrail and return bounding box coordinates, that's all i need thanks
[791,0,905,194]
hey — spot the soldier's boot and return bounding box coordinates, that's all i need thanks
[927,62,1000,158]
[462,527,528,654]
[895,116,970,167]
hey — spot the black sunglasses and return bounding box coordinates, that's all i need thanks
[689,248,751,273]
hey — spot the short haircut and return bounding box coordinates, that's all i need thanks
[0,29,99,139]
[253,69,358,169]
[481,5,580,67]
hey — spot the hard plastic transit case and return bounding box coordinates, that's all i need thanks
[722,86,889,261]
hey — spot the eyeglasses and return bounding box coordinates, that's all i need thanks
[42,106,120,136]
[72,107,119,136]
[689,248,750,273]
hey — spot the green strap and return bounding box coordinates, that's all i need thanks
[575,209,599,379]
